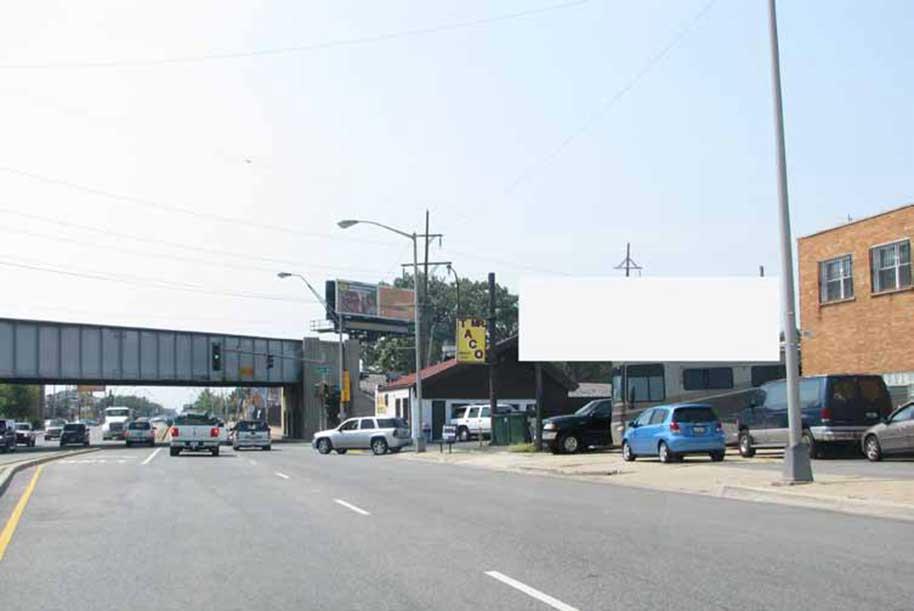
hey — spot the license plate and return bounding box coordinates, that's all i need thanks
[693,426,705,434]
[192,442,201,449]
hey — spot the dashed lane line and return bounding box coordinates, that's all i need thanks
[484,571,579,611]
[333,498,370,516]
[141,448,162,465]
[275,472,290,480]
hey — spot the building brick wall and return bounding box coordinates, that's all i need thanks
[798,203,914,375]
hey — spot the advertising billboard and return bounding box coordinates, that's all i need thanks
[334,281,414,323]
[456,318,487,364]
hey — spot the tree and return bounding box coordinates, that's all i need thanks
[0,384,40,422]
[191,388,224,415]
[361,273,519,373]
[107,394,165,418]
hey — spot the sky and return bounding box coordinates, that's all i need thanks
[1,1,912,408]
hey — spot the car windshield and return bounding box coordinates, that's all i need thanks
[63,424,83,431]
[16,423,30,430]
[673,407,718,423]
[174,413,217,426]
[106,409,130,418]
[575,402,596,416]
[128,422,151,430]
[237,421,269,431]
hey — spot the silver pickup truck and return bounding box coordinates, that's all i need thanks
[169,413,224,456]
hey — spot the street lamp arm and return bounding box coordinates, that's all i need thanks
[339,219,414,240]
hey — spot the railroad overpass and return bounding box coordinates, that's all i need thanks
[0,317,358,438]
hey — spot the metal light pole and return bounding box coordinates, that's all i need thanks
[446,264,461,320]
[768,0,812,483]
[277,271,345,426]
[338,219,431,453]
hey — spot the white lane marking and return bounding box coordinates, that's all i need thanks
[275,472,290,480]
[248,459,257,466]
[484,571,579,611]
[141,448,162,465]
[333,498,371,516]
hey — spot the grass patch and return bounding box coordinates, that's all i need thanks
[507,443,537,453]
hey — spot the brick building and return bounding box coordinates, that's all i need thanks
[798,203,914,401]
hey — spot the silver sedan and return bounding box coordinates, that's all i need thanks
[862,402,914,461]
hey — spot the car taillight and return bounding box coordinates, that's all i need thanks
[669,421,681,433]
[820,407,832,422]
[171,427,179,437]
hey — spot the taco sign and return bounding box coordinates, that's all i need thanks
[456,318,487,364]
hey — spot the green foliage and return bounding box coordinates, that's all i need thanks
[0,384,40,421]
[555,362,615,384]
[106,393,165,418]
[362,273,519,373]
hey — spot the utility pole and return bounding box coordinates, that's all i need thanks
[768,0,812,483]
[760,265,765,277]
[534,363,543,451]
[614,242,642,277]
[487,273,497,446]
[422,210,431,368]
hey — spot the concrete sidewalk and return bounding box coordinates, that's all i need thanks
[399,447,914,521]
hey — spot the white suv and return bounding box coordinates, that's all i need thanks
[313,417,411,456]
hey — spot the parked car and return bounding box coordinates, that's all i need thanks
[736,375,892,459]
[622,404,726,463]
[542,399,613,454]
[125,420,156,447]
[313,417,411,455]
[44,419,66,441]
[15,422,37,447]
[0,419,17,453]
[232,420,272,451]
[862,401,914,461]
[60,423,90,447]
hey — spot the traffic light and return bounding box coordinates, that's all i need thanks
[267,354,274,369]
[211,344,222,371]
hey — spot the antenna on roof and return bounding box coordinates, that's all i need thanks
[614,242,642,277]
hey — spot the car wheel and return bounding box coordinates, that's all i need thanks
[263,445,271,451]
[738,431,756,458]
[560,434,581,454]
[622,441,635,462]
[211,446,220,457]
[316,438,332,455]
[710,451,725,462]
[126,441,132,448]
[336,449,348,455]
[457,427,470,442]
[658,441,675,464]
[802,431,821,459]
[170,447,179,457]
[864,435,882,462]
[371,437,389,456]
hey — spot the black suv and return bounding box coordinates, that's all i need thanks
[736,374,892,458]
[60,423,91,447]
[0,419,16,453]
[542,399,613,454]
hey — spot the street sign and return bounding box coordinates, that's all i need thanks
[315,365,331,376]
[442,425,457,443]
[456,318,487,364]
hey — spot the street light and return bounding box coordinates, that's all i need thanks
[338,218,427,453]
[768,0,812,483]
[446,264,461,320]
[277,271,347,429]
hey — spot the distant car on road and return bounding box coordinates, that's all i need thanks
[44,419,66,441]
[622,404,726,463]
[862,401,914,461]
[102,406,132,441]
[125,420,156,447]
[313,417,411,455]
[736,375,892,459]
[0,419,17,453]
[232,420,272,451]
[60,423,90,447]
[542,399,613,454]
[170,412,222,456]
[15,422,36,447]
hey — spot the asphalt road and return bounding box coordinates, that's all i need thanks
[0,443,912,611]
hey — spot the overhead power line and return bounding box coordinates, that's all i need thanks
[0,165,397,247]
[0,0,589,70]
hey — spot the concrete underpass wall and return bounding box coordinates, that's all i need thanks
[282,337,360,440]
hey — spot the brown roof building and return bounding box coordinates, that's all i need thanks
[798,203,914,400]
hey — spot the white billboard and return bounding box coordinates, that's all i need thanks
[519,277,780,363]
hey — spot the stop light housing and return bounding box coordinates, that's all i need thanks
[211,344,222,371]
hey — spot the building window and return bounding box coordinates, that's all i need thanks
[871,240,912,293]
[819,255,854,303]
[682,367,734,391]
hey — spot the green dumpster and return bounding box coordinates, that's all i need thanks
[492,413,528,445]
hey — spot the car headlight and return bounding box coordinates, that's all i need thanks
[543,422,556,431]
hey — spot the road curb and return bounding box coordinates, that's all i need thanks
[718,484,914,522]
[0,448,101,499]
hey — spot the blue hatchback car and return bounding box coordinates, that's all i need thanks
[622,403,726,463]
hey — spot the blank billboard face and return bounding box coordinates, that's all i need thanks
[519,277,780,362]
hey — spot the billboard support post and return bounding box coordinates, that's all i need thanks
[412,234,426,453]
